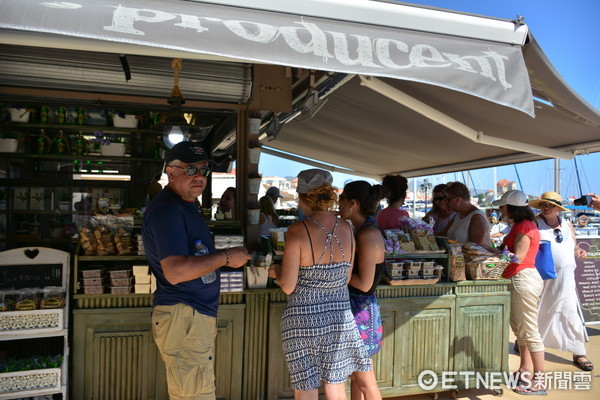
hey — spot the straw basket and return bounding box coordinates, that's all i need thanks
[466,260,509,280]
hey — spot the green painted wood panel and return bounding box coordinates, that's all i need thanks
[453,294,510,388]
[371,307,395,388]
[267,302,294,400]
[243,292,269,400]
[73,305,244,400]
[72,308,165,400]
[395,298,454,394]
[215,304,245,400]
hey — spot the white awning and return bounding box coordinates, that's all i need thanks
[0,0,533,115]
[1,0,598,178]
[267,36,600,178]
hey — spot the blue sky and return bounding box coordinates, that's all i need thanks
[259,0,600,200]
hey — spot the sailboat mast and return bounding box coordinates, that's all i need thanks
[413,178,417,216]
[493,167,497,199]
[554,158,560,193]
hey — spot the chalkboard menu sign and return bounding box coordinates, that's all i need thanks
[0,263,63,289]
[575,237,600,324]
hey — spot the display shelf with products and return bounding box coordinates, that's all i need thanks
[384,237,451,284]
[0,115,165,252]
[0,247,70,400]
[72,223,156,306]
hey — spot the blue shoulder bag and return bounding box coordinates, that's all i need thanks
[535,240,556,280]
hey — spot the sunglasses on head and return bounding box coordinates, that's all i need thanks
[553,228,563,243]
[169,165,211,177]
[433,196,446,201]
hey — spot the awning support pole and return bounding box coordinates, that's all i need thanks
[261,147,379,180]
[358,75,574,160]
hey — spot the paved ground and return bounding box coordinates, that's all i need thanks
[388,326,600,399]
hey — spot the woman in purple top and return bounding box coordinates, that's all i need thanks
[375,174,410,231]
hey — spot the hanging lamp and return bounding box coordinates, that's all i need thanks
[154,58,213,148]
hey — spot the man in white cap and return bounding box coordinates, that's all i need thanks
[266,186,283,206]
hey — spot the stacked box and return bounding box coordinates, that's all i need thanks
[220,271,244,292]
[136,234,145,256]
[405,261,421,278]
[229,235,244,247]
[133,265,151,293]
[385,261,405,279]
[107,268,132,294]
[214,234,245,250]
[421,261,436,277]
[80,268,105,294]
[385,260,443,282]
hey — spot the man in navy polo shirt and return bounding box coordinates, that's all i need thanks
[142,141,250,400]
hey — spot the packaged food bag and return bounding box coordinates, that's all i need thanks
[40,286,66,309]
[448,243,466,281]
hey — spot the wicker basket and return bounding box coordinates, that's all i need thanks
[466,260,509,280]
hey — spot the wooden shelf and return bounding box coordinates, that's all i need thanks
[0,151,162,163]
[2,122,142,134]
[386,251,447,259]
[78,255,147,261]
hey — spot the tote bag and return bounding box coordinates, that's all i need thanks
[535,240,556,280]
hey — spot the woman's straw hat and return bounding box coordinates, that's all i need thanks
[528,191,569,212]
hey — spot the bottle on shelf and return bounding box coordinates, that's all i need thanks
[151,111,161,125]
[40,105,49,124]
[36,129,51,154]
[54,130,69,154]
[74,131,87,156]
[76,108,86,125]
[57,106,66,124]
[194,240,216,284]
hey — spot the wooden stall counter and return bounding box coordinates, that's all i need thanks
[72,280,510,400]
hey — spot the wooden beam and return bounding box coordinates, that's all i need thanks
[0,86,245,110]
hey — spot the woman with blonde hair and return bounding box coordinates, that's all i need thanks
[258,195,279,237]
[269,169,380,400]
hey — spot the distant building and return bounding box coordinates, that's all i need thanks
[496,179,516,194]
[262,176,293,194]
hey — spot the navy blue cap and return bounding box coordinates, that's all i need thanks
[165,141,210,164]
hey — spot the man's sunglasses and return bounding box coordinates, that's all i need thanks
[169,165,211,177]
[433,196,446,201]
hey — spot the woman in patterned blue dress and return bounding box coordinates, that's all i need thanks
[338,181,385,400]
[269,169,381,400]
